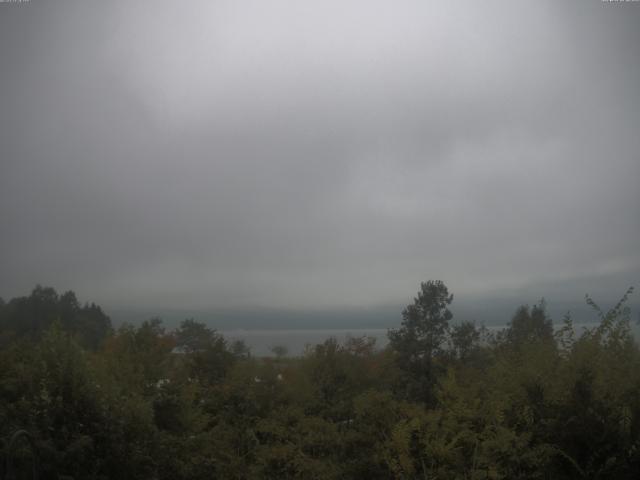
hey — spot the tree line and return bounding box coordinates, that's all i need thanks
[0,281,638,479]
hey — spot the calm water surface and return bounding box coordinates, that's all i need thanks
[221,322,635,357]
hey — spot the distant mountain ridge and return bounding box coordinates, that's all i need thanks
[107,296,638,331]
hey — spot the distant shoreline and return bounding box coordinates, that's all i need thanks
[219,322,638,357]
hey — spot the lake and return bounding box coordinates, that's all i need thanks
[221,322,637,357]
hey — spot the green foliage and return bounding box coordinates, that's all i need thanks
[388,280,454,404]
[0,283,638,479]
[505,300,554,347]
[0,286,112,349]
[173,318,241,386]
[450,320,482,361]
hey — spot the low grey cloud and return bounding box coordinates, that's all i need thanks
[1,0,638,312]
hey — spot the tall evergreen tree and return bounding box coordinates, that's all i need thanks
[388,280,453,403]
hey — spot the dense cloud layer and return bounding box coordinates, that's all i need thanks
[1,0,639,311]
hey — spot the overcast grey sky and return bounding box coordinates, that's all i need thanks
[1,0,638,313]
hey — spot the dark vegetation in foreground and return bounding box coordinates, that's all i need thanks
[0,282,639,479]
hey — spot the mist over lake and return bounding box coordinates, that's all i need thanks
[222,322,640,357]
